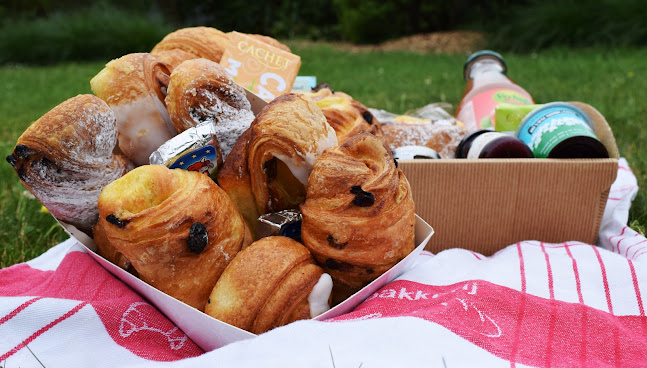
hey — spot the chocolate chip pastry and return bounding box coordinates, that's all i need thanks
[300,132,416,304]
[96,165,252,311]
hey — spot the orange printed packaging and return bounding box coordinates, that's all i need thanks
[220,32,301,101]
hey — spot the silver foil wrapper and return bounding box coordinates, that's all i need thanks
[149,123,222,175]
[257,209,302,241]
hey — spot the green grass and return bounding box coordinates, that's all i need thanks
[1,46,646,267]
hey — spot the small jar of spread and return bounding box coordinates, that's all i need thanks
[456,129,534,158]
[392,146,441,160]
[516,102,609,158]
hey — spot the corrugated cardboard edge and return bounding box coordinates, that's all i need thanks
[58,215,433,351]
[397,102,618,255]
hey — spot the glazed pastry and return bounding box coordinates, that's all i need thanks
[229,32,291,52]
[300,132,416,304]
[90,53,176,166]
[205,236,332,334]
[151,27,231,63]
[381,121,467,158]
[151,49,197,71]
[96,165,252,311]
[165,58,255,158]
[300,86,387,146]
[6,94,132,234]
[217,93,338,237]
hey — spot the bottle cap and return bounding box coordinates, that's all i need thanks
[463,50,507,81]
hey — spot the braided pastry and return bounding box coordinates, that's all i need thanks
[6,94,132,234]
[205,236,332,334]
[217,93,337,237]
[151,26,231,63]
[90,53,175,166]
[165,58,255,158]
[300,132,416,303]
[96,165,252,311]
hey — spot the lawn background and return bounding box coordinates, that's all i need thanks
[1,45,646,267]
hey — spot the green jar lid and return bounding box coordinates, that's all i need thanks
[463,50,507,80]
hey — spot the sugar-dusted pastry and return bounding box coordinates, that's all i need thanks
[6,94,132,234]
[229,32,291,52]
[151,48,197,71]
[300,132,416,304]
[217,93,338,237]
[97,165,252,311]
[151,26,231,63]
[205,236,332,334]
[381,121,467,159]
[90,53,176,166]
[300,86,387,146]
[165,58,255,158]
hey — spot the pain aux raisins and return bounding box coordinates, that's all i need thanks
[106,214,128,228]
[187,222,209,254]
[327,235,348,249]
[350,185,375,207]
[361,111,374,124]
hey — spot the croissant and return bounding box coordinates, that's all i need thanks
[205,236,332,334]
[151,49,197,71]
[151,27,231,63]
[6,94,132,234]
[90,53,176,166]
[96,165,252,311]
[300,132,416,304]
[300,87,388,147]
[165,58,255,158]
[217,93,338,237]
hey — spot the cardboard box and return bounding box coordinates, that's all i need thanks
[61,216,433,351]
[398,102,619,255]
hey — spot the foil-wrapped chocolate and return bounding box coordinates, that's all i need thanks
[392,145,441,160]
[149,123,223,177]
[257,209,302,241]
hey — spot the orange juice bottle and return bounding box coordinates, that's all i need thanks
[455,50,534,132]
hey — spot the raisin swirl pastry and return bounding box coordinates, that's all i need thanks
[300,86,388,147]
[6,94,132,235]
[90,53,175,166]
[96,165,252,311]
[205,236,332,334]
[165,58,255,159]
[151,26,232,63]
[217,93,338,237]
[300,132,416,304]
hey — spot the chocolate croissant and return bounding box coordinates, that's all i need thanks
[217,93,338,237]
[96,165,252,311]
[151,26,231,63]
[90,53,176,166]
[300,132,416,304]
[300,87,388,147]
[6,94,132,234]
[165,58,255,158]
[205,236,332,334]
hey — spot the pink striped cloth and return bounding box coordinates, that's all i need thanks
[1,158,646,367]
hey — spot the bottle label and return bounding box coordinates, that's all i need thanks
[466,132,504,159]
[516,104,597,158]
[457,89,533,131]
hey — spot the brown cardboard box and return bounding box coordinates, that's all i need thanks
[398,102,619,255]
